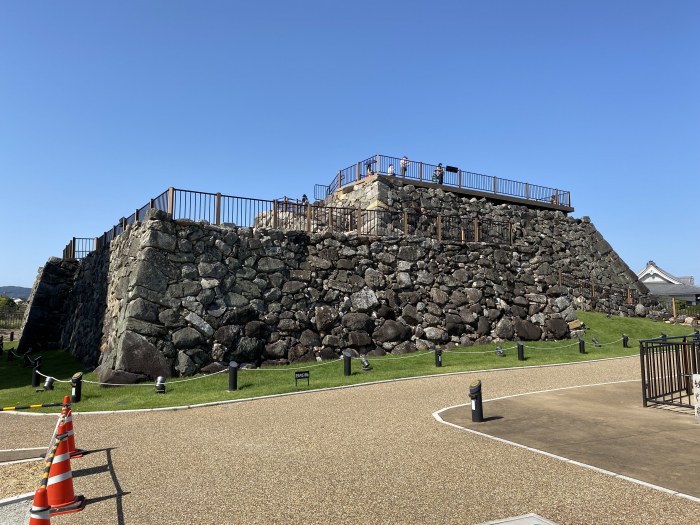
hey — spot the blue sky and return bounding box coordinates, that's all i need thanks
[1,1,698,288]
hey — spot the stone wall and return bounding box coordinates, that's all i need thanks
[18,258,79,353]
[21,178,647,381]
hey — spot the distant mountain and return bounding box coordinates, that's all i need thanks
[0,286,32,300]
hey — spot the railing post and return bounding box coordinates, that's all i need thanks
[150,198,155,209]
[473,219,480,242]
[437,215,442,242]
[493,176,498,194]
[215,192,221,226]
[356,162,361,181]
[458,170,462,188]
[591,282,595,298]
[558,270,562,286]
[337,170,342,190]
[306,204,312,232]
[94,237,98,252]
[112,225,117,238]
[328,207,334,230]
[71,237,76,258]
[525,183,529,200]
[376,153,380,174]
[672,297,677,318]
[554,190,559,205]
[273,201,279,229]
[419,162,423,182]
[356,209,362,234]
[167,187,175,217]
[403,211,408,235]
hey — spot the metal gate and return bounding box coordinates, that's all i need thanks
[639,333,700,408]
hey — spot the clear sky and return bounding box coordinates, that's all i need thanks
[1,1,698,288]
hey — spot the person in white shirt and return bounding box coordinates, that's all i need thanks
[388,164,395,176]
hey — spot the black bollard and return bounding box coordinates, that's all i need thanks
[0,335,3,356]
[10,331,13,342]
[579,339,585,354]
[71,372,83,403]
[435,348,442,368]
[622,335,629,348]
[517,342,524,361]
[343,350,352,376]
[32,361,41,388]
[469,380,484,423]
[228,361,238,391]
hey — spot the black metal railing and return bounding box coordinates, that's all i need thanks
[324,154,571,209]
[640,333,700,408]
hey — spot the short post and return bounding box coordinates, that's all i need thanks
[517,342,524,361]
[343,351,352,376]
[622,335,629,348]
[469,380,484,423]
[337,170,342,190]
[155,376,166,394]
[458,170,462,188]
[215,193,222,226]
[0,335,3,356]
[579,339,586,354]
[435,348,442,368]
[273,201,279,228]
[437,216,442,242]
[32,359,42,388]
[10,331,13,342]
[419,161,423,182]
[661,333,667,342]
[71,372,83,403]
[228,361,239,391]
[43,376,55,391]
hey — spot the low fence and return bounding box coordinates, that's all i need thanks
[640,333,700,408]
[326,154,571,209]
[651,296,700,318]
[559,273,640,307]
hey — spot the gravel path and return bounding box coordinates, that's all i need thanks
[1,357,698,524]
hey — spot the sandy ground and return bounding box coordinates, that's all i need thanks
[1,356,698,524]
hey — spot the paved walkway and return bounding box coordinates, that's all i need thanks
[439,380,700,499]
[1,357,698,524]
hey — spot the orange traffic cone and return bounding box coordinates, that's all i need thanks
[61,396,86,458]
[46,422,86,515]
[29,487,51,524]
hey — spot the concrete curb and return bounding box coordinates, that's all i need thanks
[0,492,33,507]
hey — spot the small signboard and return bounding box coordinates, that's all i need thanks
[693,374,700,423]
[295,370,310,386]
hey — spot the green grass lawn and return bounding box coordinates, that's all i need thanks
[0,312,695,412]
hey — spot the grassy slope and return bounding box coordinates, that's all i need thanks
[0,312,695,412]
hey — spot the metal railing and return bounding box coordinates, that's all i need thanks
[62,187,516,261]
[325,154,571,209]
[640,333,700,408]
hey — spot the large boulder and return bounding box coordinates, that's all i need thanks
[373,320,411,343]
[351,288,379,312]
[172,327,204,349]
[514,319,542,341]
[231,337,264,362]
[314,306,338,332]
[342,313,373,332]
[494,318,514,340]
[546,318,569,339]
